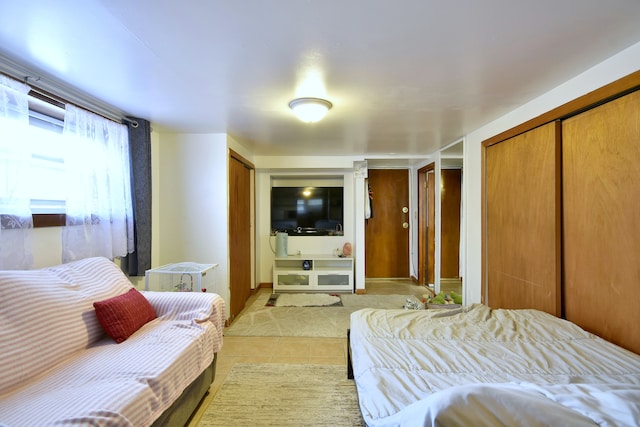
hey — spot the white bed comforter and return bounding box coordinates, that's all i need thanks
[350,304,640,427]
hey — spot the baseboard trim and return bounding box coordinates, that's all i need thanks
[253,282,273,294]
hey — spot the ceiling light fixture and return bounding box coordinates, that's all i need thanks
[288,97,332,123]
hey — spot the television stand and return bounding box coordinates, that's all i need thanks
[272,254,354,293]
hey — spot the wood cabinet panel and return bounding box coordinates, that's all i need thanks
[562,90,640,354]
[485,122,561,315]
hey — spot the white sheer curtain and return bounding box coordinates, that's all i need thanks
[0,75,34,269]
[61,105,134,262]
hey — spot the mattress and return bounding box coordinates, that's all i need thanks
[350,304,640,426]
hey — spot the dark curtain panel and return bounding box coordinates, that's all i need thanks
[122,117,152,276]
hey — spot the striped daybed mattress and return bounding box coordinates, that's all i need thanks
[0,257,225,426]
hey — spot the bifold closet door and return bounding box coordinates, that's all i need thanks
[484,122,561,315]
[562,90,640,354]
[229,153,253,321]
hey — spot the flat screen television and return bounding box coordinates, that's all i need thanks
[271,186,343,236]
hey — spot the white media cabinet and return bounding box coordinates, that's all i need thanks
[273,254,354,293]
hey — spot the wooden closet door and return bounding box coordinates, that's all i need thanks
[484,122,561,315]
[229,153,253,321]
[563,90,640,354]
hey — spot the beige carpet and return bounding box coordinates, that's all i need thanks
[224,290,417,337]
[198,363,364,426]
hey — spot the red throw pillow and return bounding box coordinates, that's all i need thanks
[93,288,157,343]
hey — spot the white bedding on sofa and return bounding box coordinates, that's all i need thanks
[350,304,640,427]
[0,257,134,395]
[0,318,218,426]
[0,257,226,427]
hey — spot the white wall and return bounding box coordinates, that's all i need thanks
[463,41,640,305]
[152,132,230,305]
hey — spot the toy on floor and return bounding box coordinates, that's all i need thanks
[426,291,462,305]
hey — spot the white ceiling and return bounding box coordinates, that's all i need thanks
[1,0,640,157]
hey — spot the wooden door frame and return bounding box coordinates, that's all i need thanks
[417,162,435,286]
[228,149,255,322]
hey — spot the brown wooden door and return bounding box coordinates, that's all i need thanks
[228,152,253,321]
[365,169,410,278]
[484,121,561,315]
[427,169,436,284]
[563,90,640,354]
[418,165,435,285]
[441,169,461,279]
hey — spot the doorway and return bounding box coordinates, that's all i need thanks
[364,169,410,278]
[228,150,254,321]
[440,168,462,294]
[417,163,435,286]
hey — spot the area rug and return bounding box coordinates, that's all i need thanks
[224,291,413,337]
[266,293,343,307]
[198,363,364,426]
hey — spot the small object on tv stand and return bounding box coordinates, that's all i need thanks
[342,242,352,257]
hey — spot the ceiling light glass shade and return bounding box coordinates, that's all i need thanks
[288,97,332,123]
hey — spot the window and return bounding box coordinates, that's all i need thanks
[1,75,134,266]
[28,96,66,216]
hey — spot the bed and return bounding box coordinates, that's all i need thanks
[348,304,640,426]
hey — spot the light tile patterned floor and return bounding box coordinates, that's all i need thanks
[188,280,430,426]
